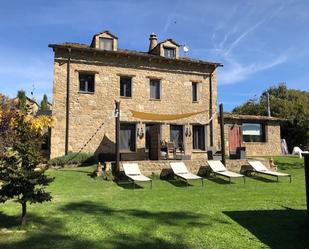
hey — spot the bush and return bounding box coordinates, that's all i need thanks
[48,152,96,167]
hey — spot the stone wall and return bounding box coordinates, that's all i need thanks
[50,48,218,159]
[223,120,282,156]
[113,158,272,176]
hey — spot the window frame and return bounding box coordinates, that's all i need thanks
[120,122,137,153]
[99,37,113,51]
[149,79,161,100]
[242,122,266,143]
[192,82,199,102]
[78,72,95,94]
[120,76,132,98]
[192,125,206,151]
[170,125,184,150]
[163,46,176,58]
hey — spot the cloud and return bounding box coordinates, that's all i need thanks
[218,54,288,85]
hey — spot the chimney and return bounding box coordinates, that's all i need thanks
[149,33,157,52]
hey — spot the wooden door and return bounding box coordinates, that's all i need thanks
[228,125,241,153]
[149,125,160,160]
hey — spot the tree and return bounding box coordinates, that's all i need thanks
[0,93,14,156]
[233,83,309,151]
[40,94,49,110]
[0,109,54,226]
[17,90,27,113]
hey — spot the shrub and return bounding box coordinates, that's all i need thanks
[48,152,96,167]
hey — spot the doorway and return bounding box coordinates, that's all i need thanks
[146,124,161,160]
[228,125,241,154]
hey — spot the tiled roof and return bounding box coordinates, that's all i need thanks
[48,42,223,67]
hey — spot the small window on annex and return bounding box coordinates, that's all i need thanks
[120,77,132,97]
[150,79,161,100]
[99,38,113,51]
[79,73,95,93]
[242,123,265,142]
[164,47,176,58]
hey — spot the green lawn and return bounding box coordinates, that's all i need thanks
[0,156,308,249]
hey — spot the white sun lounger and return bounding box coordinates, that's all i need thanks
[123,163,152,189]
[170,162,204,187]
[248,160,291,183]
[207,160,245,183]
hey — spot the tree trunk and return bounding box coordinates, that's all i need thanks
[21,201,27,226]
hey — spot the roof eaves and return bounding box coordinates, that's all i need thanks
[48,43,222,67]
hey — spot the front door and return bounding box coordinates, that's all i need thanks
[148,124,161,160]
[228,125,241,154]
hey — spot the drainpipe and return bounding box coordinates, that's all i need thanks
[209,70,214,147]
[65,48,71,155]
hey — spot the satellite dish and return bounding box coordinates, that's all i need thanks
[183,45,189,53]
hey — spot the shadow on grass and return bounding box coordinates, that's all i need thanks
[0,211,96,249]
[249,175,278,183]
[223,209,309,249]
[0,212,20,229]
[116,180,144,190]
[1,201,213,249]
[164,179,194,188]
[206,176,234,185]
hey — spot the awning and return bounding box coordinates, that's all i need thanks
[129,109,209,121]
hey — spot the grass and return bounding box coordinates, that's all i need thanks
[0,156,308,249]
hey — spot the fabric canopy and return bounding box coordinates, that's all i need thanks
[130,109,208,121]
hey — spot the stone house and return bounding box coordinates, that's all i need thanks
[223,113,282,156]
[48,31,283,161]
[12,96,39,115]
[49,31,222,160]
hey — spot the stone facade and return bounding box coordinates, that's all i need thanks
[223,115,282,156]
[49,32,220,159]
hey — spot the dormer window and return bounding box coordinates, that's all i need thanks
[164,47,176,58]
[99,38,113,51]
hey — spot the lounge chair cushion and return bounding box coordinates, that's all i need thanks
[170,162,189,174]
[207,160,227,172]
[122,163,151,183]
[123,163,142,175]
[176,172,201,180]
[215,170,244,178]
[128,174,151,182]
[248,161,269,172]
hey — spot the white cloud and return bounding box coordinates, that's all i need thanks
[218,54,288,85]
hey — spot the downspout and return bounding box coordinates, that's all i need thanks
[65,47,71,155]
[209,66,216,147]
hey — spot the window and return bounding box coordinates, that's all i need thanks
[120,123,136,152]
[242,123,265,142]
[193,125,205,150]
[170,125,184,150]
[164,47,176,58]
[192,82,198,102]
[99,38,113,50]
[79,73,95,93]
[150,79,160,100]
[120,77,132,97]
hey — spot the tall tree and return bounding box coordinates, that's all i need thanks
[0,110,54,226]
[233,83,309,151]
[17,90,27,113]
[40,94,49,110]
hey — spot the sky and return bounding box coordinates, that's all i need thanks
[0,0,308,111]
